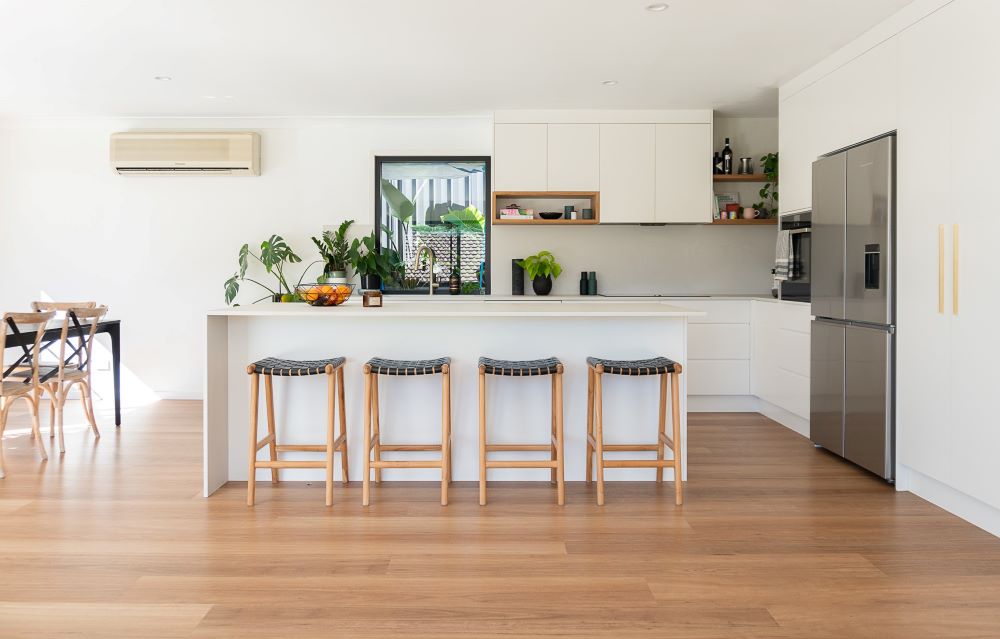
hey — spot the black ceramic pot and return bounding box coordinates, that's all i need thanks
[532,275,553,296]
[360,274,382,291]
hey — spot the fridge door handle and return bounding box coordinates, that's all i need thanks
[938,225,945,314]
[952,224,959,315]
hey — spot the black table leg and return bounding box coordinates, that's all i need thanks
[108,323,122,427]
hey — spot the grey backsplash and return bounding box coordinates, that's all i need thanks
[490,224,776,296]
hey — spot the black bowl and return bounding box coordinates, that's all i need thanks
[538,211,563,220]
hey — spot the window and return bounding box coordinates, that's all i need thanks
[375,156,490,294]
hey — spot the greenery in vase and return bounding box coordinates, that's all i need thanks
[517,251,563,281]
[311,219,354,275]
[754,152,779,217]
[224,235,309,305]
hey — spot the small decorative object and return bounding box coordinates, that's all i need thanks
[517,251,563,297]
[725,203,741,220]
[538,211,563,220]
[296,283,355,307]
[512,258,525,295]
[311,219,354,284]
[587,271,597,296]
[579,271,589,296]
[363,290,383,307]
[449,269,461,295]
[224,234,304,306]
[743,207,759,220]
[564,205,575,215]
[753,152,779,218]
[738,157,753,174]
[581,208,595,220]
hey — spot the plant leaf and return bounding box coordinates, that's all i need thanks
[380,179,415,224]
[224,274,240,305]
[237,244,249,279]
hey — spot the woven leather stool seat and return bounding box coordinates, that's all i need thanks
[366,356,450,376]
[586,356,678,376]
[479,356,562,376]
[250,357,345,376]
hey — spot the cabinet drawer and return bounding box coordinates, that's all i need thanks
[671,299,751,324]
[758,367,810,419]
[776,328,810,378]
[689,324,750,360]
[777,303,811,333]
[687,360,750,396]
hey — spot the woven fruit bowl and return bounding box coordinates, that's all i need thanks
[296,283,355,307]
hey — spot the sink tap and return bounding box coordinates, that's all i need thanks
[413,244,437,295]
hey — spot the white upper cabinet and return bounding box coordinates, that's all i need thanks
[655,123,712,223]
[494,124,547,191]
[599,124,656,223]
[546,124,599,191]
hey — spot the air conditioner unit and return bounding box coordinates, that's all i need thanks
[110,131,260,175]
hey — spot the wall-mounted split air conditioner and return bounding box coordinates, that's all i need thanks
[110,131,260,175]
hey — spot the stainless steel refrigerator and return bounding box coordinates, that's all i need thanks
[810,134,895,481]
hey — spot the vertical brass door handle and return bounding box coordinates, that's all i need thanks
[938,225,945,314]
[952,224,959,315]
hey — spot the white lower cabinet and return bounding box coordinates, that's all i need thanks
[750,300,811,420]
[677,300,751,398]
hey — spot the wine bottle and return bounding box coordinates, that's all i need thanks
[713,152,723,175]
[722,138,734,175]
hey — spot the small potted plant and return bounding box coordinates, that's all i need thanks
[311,219,353,284]
[517,251,562,296]
[754,152,778,218]
[348,231,401,291]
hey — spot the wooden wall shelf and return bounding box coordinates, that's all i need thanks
[713,174,769,183]
[712,218,778,225]
[492,191,600,225]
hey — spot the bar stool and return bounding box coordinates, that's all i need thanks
[586,356,683,506]
[246,357,348,506]
[362,357,452,506]
[478,357,565,506]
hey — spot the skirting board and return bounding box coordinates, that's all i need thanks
[690,396,809,439]
[896,464,1000,539]
[754,398,809,437]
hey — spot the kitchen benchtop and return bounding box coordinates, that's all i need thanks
[208,298,705,318]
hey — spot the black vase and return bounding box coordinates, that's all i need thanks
[361,274,382,291]
[532,275,553,296]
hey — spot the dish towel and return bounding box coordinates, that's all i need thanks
[774,230,791,281]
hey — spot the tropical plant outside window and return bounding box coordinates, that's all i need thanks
[375,157,490,294]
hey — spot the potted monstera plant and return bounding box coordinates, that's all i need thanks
[224,235,303,304]
[517,251,563,296]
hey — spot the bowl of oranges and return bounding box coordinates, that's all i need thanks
[296,283,355,307]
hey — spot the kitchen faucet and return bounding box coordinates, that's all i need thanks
[413,244,437,295]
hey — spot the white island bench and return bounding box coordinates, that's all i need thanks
[204,298,703,496]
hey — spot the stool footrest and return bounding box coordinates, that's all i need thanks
[255,434,275,452]
[486,460,558,469]
[276,444,324,452]
[378,444,443,452]
[255,460,327,469]
[602,444,660,452]
[370,460,443,469]
[603,459,676,469]
[486,444,550,452]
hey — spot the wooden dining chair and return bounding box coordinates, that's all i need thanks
[36,306,108,454]
[0,310,56,478]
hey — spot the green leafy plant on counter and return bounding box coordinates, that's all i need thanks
[224,235,304,305]
[517,251,563,281]
[348,231,403,284]
[311,219,354,277]
[754,152,779,217]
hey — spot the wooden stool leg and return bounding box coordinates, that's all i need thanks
[264,375,279,483]
[671,370,683,506]
[550,374,557,483]
[247,372,260,506]
[362,371,372,506]
[325,368,336,506]
[479,367,487,506]
[594,368,606,506]
[586,367,594,484]
[556,370,565,506]
[440,365,451,506]
[337,367,349,485]
[657,373,667,483]
[372,375,382,484]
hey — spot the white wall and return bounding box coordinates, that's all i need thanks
[0,116,491,398]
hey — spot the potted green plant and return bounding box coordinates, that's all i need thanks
[517,251,562,296]
[348,231,400,291]
[224,235,303,305]
[311,219,354,284]
[754,152,778,218]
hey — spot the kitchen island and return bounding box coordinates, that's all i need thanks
[204,298,703,496]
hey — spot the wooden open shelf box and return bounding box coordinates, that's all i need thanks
[492,191,600,225]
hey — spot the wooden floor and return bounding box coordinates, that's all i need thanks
[1,401,999,638]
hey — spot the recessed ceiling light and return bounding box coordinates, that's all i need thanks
[224,95,234,100]
[646,3,669,11]
[602,80,619,86]
[153,75,172,81]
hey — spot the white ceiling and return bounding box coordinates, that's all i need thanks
[0,0,913,118]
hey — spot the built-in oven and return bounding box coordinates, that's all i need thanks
[774,211,811,302]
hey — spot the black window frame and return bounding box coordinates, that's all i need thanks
[374,155,492,295]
